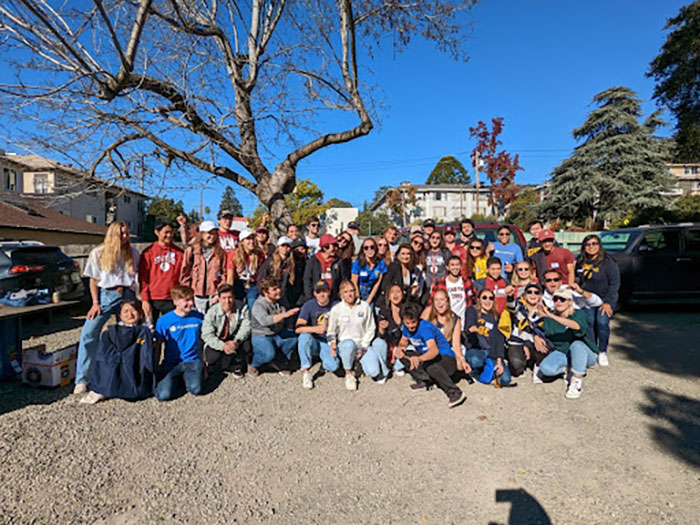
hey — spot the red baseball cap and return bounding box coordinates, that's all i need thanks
[538,229,555,241]
[320,234,337,248]
[444,226,456,235]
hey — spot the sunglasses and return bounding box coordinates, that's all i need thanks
[585,241,600,247]
[469,246,482,251]
[516,267,531,272]
[411,240,423,245]
[324,244,337,249]
[480,295,495,301]
[498,232,511,237]
[363,245,377,251]
[377,243,387,247]
[309,223,319,227]
[525,290,541,296]
[553,296,569,303]
[545,277,561,283]
[430,235,441,240]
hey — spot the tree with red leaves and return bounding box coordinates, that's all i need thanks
[468,118,523,210]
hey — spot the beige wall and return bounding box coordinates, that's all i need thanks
[22,170,55,194]
[667,164,700,196]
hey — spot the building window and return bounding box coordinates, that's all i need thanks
[685,166,699,175]
[435,192,442,201]
[86,214,97,223]
[124,194,132,203]
[4,168,18,191]
[34,173,50,194]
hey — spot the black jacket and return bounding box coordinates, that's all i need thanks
[576,255,621,308]
[381,261,427,305]
[302,255,351,302]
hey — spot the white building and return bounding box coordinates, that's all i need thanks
[0,152,151,238]
[323,207,358,235]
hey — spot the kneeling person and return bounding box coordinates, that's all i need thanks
[250,276,300,376]
[396,302,466,408]
[296,280,341,389]
[202,283,251,378]
[155,285,205,401]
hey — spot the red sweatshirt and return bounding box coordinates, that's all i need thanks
[315,252,335,289]
[138,242,184,301]
[482,276,509,314]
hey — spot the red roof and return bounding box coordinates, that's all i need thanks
[0,198,107,235]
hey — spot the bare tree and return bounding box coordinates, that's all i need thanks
[0,0,475,228]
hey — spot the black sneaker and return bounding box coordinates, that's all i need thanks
[410,380,431,391]
[447,389,466,408]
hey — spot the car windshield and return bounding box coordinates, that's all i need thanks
[10,247,72,267]
[599,231,639,252]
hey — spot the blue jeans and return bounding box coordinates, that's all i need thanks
[585,306,611,353]
[155,360,203,401]
[297,333,339,372]
[251,332,298,368]
[465,348,512,386]
[337,339,389,378]
[75,288,135,385]
[539,341,598,377]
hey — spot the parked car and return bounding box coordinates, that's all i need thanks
[397,222,527,250]
[599,223,700,304]
[0,241,85,301]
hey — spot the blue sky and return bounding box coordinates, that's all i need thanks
[1,1,689,218]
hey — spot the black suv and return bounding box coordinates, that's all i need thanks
[0,241,85,301]
[600,224,700,304]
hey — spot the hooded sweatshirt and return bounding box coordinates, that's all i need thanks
[576,255,621,308]
[138,242,184,301]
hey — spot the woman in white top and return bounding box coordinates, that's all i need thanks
[327,280,389,391]
[74,222,140,394]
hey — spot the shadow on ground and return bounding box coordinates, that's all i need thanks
[0,377,72,416]
[639,387,700,469]
[20,307,85,339]
[488,489,551,525]
[613,309,700,377]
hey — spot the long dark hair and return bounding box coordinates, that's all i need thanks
[358,238,379,267]
[578,234,607,267]
[395,244,415,272]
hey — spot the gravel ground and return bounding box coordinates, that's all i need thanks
[1,307,699,524]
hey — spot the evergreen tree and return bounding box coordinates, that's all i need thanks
[540,87,673,225]
[325,198,354,208]
[219,186,244,216]
[506,190,540,231]
[147,197,186,225]
[648,1,700,162]
[356,210,393,237]
[426,155,471,185]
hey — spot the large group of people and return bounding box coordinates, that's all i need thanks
[73,213,620,408]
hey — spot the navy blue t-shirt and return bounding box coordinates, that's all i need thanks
[156,310,204,366]
[298,298,334,342]
[351,259,387,301]
[401,319,455,358]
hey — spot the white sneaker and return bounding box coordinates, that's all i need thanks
[598,352,609,367]
[375,375,388,385]
[79,391,105,404]
[566,377,583,399]
[345,373,357,391]
[532,364,543,384]
[302,371,314,390]
[73,383,88,395]
[394,369,405,377]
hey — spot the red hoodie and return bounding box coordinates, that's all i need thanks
[315,252,335,289]
[138,242,184,301]
[483,276,509,314]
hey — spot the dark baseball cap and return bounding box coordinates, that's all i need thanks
[423,219,435,227]
[347,221,359,230]
[314,280,330,292]
[218,210,234,218]
[291,238,307,249]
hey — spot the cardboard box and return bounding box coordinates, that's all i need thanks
[22,344,77,388]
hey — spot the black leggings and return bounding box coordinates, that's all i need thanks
[203,339,251,375]
[400,350,460,395]
[507,342,546,377]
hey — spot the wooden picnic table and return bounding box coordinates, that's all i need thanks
[0,300,81,320]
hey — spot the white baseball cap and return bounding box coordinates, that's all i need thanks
[198,220,217,232]
[239,229,254,241]
[277,236,292,246]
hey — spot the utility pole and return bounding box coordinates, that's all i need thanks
[472,150,481,216]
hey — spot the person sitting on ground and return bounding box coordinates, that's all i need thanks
[541,269,602,311]
[327,280,389,391]
[351,237,387,305]
[492,226,523,279]
[201,283,251,379]
[465,238,488,280]
[463,289,512,387]
[538,229,575,285]
[510,260,538,298]
[506,283,547,382]
[535,287,599,399]
[249,276,300,376]
[575,234,620,367]
[378,284,407,377]
[227,229,266,312]
[474,257,513,314]
[180,220,227,314]
[430,255,476,325]
[394,302,466,408]
[154,285,205,401]
[81,300,156,405]
[422,290,471,376]
[74,221,140,395]
[295,280,341,390]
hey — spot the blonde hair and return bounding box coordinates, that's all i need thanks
[511,260,536,286]
[99,221,134,274]
[269,246,296,285]
[232,239,260,276]
[426,289,456,343]
[477,290,500,318]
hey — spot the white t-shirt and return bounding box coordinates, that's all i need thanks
[83,246,140,289]
[305,236,320,256]
[445,276,467,324]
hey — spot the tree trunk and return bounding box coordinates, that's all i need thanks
[256,162,295,231]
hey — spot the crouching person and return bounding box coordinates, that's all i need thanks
[295,280,341,389]
[154,285,205,401]
[250,277,300,376]
[202,283,251,379]
[395,302,466,408]
[327,280,389,391]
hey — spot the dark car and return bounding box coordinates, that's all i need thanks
[397,222,527,250]
[599,223,700,304]
[0,242,85,300]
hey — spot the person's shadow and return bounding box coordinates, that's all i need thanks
[489,489,551,525]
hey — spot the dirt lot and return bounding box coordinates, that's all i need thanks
[1,307,699,524]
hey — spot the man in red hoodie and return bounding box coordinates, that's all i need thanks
[473,257,513,314]
[139,221,184,324]
[302,234,338,302]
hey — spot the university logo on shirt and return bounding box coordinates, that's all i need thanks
[155,251,178,272]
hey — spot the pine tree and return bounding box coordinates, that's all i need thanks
[540,87,673,225]
[426,156,471,185]
[219,186,244,216]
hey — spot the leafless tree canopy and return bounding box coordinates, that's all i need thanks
[0,0,475,227]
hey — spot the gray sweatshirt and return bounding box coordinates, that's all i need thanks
[251,296,286,337]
